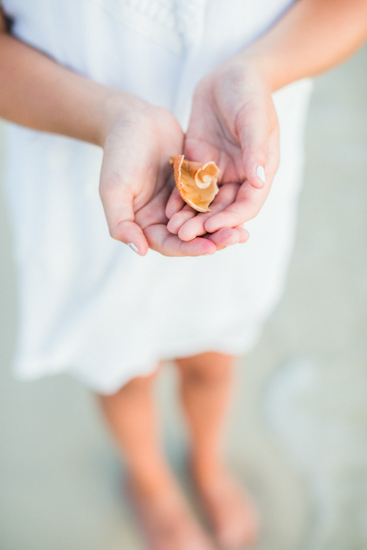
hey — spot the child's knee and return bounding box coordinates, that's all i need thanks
[176,353,234,385]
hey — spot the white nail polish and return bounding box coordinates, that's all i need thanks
[127,242,139,254]
[256,165,266,184]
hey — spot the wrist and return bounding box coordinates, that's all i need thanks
[226,51,277,92]
[96,89,150,147]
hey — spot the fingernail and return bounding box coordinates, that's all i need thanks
[224,244,232,248]
[127,242,139,254]
[256,165,266,184]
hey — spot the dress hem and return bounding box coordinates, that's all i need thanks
[12,331,262,394]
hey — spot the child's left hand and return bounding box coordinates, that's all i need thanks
[166,58,280,240]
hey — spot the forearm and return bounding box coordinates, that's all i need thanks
[241,0,367,91]
[0,24,142,146]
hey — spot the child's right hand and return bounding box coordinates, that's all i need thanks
[99,97,244,256]
[100,98,207,256]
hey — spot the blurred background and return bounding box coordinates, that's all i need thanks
[0,45,366,550]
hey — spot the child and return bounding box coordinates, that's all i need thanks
[1,1,366,548]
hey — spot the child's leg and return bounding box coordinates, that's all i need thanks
[175,352,234,475]
[97,369,214,550]
[175,352,259,549]
[98,370,170,494]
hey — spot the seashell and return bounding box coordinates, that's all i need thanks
[170,155,220,213]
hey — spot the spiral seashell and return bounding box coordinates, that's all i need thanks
[170,155,220,213]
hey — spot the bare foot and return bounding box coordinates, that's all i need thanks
[126,475,215,550]
[192,463,260,549]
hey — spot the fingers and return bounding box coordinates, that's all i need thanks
[110,220,149,256]
[234,225,250,243]
[145,223,248,256]
[165,186,185,219]
[140,184,249,255]
[204,179,269,233]
[206,226,249,250]
[204,203,250,233]
[177,211,210,241]
[135,185,216,256]
[167,204,196,235]
[145,222,249,256]
[100,184,149,256]
[204,124,279,234]
[236,99,271,190]
[172,183,240,241]
[144,224,216,257]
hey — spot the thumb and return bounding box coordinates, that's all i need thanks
[236,100,270,190]
[100,181,149,256]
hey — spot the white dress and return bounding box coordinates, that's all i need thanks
[2,0,312,393]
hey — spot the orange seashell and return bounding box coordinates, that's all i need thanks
[170,155,220,213]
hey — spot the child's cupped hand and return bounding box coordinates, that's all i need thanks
[166,58,280,241]
[99,98,244,256]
